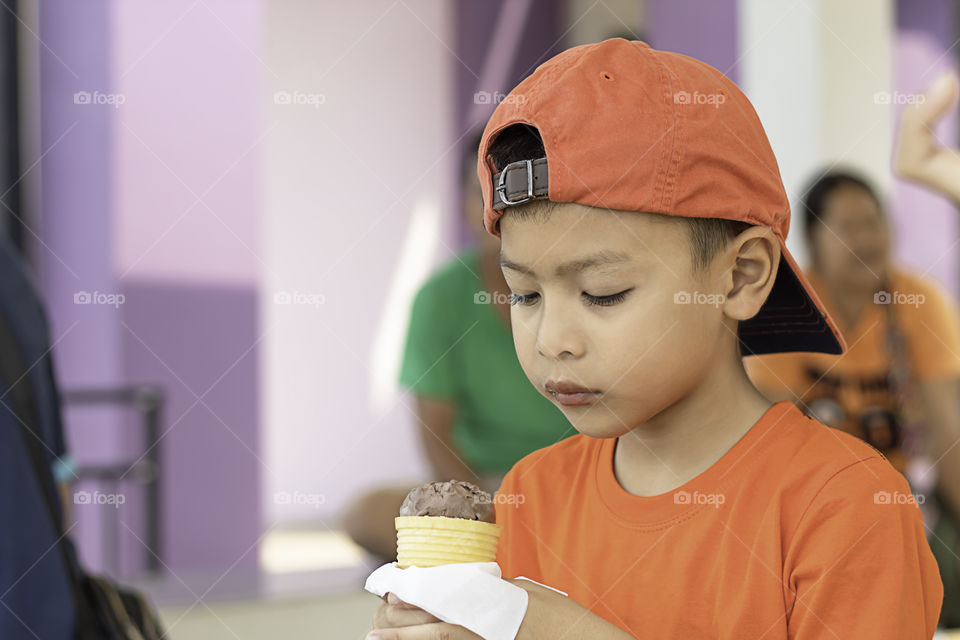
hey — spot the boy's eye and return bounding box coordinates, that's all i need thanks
[509,292,540,306]
[583,288,633,307]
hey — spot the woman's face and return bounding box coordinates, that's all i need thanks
[810,184,889,289]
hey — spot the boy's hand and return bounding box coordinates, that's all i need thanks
[368,591,481,640]
[367,579,635,640]
[894,71,960,203]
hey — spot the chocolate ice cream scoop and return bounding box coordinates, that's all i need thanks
[399,480,495,522]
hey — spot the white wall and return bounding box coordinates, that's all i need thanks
[739,0,894,266]
[262,0,455,525]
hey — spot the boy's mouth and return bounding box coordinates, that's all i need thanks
[545,379,601,407]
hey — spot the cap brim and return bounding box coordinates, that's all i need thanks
[739,239,846,356]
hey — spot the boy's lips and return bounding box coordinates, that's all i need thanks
[545,379,601,406]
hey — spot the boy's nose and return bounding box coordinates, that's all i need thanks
[535,302,584,360]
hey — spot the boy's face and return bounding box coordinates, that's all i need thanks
[499,203,732,438]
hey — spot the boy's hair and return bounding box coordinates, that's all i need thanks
[486,124,751,271]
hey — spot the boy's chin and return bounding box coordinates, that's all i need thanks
[565,414,634,440]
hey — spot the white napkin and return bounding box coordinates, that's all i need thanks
[364,562,567,640]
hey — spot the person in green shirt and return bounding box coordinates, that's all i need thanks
[341,135,572,562]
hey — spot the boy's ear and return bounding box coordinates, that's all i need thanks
[721,226,781,321]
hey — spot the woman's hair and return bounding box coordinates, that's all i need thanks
[485,123,751,271]
[800,170,883,246]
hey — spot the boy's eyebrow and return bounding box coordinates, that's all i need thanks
[498,250,632,278]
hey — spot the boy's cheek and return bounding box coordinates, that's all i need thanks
[509,326,541,382]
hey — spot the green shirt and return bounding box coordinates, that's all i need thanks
[398,249,573,473]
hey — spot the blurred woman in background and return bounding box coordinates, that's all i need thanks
[747,71,960,626]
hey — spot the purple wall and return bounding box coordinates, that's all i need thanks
[455,0,564,133]
[898,0,957,50]
[647,0,740,84]
[454,0,564,248]
[39,0,262,583]
[121,282,259,575]
[38,3,119,396]
[38,0,128,574]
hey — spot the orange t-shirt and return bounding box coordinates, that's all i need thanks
[493,401,942,638]
[745,268,960,472]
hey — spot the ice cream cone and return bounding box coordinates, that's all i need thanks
[395,515,501,568]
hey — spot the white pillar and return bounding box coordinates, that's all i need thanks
[738,0,894,265]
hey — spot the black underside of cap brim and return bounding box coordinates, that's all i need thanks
[739,254,844,356]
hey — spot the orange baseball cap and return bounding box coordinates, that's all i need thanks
[477,38,846,356]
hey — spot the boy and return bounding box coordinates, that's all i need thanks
[368,38,942,639]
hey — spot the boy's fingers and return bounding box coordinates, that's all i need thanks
[372,602,441,629]
[366,622,481,640]
[386,592,417,608]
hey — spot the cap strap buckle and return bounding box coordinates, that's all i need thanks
[490,157,549,210]
[497,159,534,206]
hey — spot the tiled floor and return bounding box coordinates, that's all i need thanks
[159,590,381,639]
[153,528,384,638]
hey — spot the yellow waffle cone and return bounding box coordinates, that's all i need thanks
[395,515,501,568]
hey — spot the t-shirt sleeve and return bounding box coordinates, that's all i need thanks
[904,278,960,382]
[397,282,458,399]
[784,457,942,638]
